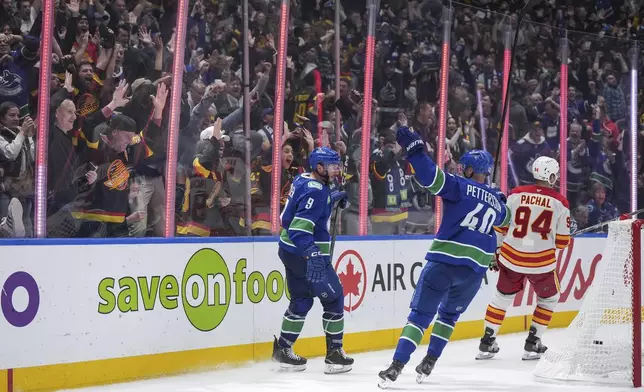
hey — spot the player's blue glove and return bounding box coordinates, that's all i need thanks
[396,126,424,156]
[496,190,507,204]
[304,246,327,283]
[331,190,348,209]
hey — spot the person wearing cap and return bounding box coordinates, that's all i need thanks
[176,118,230,237]
[69,113,141,237]
[370,128,410,235]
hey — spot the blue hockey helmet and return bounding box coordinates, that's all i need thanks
[309,147,341,170]
[459,150,494,177]
[309,147,341,184]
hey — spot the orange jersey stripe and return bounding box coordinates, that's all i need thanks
[554,272,561,292]
[500,249,556,268]
[486,306,506,317]
[371,161,387,180]
[535,306,554,316]
[532,315,550,326]
[494,226,509,234]
[556,237,570,249]
[485,313,505,324]
[502,243,555,259]
[533,308,553,322]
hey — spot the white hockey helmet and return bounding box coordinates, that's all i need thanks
[532,156,559,185]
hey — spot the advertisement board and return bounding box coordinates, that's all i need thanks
[0,235,607,372]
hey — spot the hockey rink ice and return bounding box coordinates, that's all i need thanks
[63,329,634,392]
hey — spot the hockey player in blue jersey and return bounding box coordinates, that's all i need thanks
[272,147,354,374]
[378,127,511,388]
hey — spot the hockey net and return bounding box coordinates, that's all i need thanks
[534,219,643,387]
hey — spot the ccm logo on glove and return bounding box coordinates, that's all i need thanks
[406,139,423,152]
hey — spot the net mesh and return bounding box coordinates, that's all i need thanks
[534,220,641,385]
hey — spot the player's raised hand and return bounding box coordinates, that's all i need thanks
[396,126,424,156]
[495,189,507,204]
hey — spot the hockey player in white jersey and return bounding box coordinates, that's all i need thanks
[477,156,571,361]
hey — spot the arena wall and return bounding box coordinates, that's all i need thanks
[0,234,607,391]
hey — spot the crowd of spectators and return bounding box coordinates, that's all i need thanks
[0,0,642,238]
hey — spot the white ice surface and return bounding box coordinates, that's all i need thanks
[63,329,634,392]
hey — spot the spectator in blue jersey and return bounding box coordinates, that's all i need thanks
[586,182,619,228]
[509,121,553,186]
[540,98,561,151]
[588,176,620,217]
[0,33,38,119]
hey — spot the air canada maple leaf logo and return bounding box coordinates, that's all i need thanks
[334,250,367,312]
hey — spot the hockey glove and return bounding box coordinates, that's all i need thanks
[304,246,327,283]
[331,190,348,209]
[495,190,507,204]
[396,126,424,156]
[490,248,501,272]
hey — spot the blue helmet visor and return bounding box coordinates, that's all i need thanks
[322,162,342,172]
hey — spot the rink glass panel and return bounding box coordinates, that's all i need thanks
[10,1,644,241]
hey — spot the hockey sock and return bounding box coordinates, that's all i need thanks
[323,311,344,348]
[393,310,431,364]
[427,318,455,358]
[531,293,559,338]
[279,309,306,348]
[483,290,514,337]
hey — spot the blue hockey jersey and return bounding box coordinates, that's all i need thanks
[279,173,332,257]
[408,153,511,274]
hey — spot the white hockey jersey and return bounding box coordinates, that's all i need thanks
[494,185,571,274]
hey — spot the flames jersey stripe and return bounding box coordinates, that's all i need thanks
[497,185,571,274]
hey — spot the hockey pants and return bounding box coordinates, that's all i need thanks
[393,261,484,364]
[277,248,345,349]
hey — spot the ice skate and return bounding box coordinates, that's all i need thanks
[415,354,437,384]
[324,338,353,374]
[522,326,547,360]
[476,327,500,360]
[272,336,307,371]
[377,360,404,389]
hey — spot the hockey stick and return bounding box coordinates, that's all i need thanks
[572,207,644,236]
[490,0,540,187]
[329,117,354,260]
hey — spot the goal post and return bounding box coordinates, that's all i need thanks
[534,219,643,388]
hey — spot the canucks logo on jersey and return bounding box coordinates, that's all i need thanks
[400,131,510,273]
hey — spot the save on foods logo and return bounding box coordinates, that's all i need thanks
[334,250,367,312]
[97,248,290,332]
[1,271,40,328]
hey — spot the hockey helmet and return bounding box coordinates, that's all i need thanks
[459,150,494,177]
[532,156,559,185]
[309,147,341,171]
